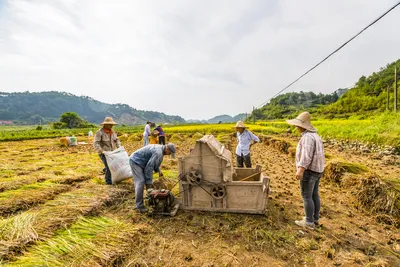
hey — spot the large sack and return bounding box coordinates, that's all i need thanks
[103,147,133,184]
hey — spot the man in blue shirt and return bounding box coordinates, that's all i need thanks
[234,121,259,168]
[129,143,176,212]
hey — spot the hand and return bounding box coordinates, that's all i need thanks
[296,168,305,180]
[159,171,164,177]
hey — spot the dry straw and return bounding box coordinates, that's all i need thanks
[0,182,128,261]
[8,216,147,267]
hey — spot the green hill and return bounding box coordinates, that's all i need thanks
[250,59,400,120]
[250,91,341,120]
[0,91,185,125]
[320,59,400,116]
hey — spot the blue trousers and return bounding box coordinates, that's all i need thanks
[143,136,149,146]
[99,154,112,185]
[300,170,323,223]
[130,160,152,209]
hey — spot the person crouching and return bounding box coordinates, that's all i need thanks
[129,143,176,213]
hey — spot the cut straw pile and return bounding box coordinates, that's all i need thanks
[324,160,368,185]
[0,182,71,217]
[324,160,399,226]
[0,183,128,261]
[0,175,92,193]
[7,216,148,267]
[0,176,94,217]
[356,174,400,220]
[260,136,293,154]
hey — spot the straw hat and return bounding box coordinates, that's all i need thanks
[100,117,118,126]
[286,112,316,132]
[233,121,246,128]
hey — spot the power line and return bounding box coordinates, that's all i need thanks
[255,1,400,109]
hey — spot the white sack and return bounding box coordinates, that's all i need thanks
[103,146,133,184]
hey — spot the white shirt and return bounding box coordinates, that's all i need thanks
[235,130,259,156]
[143,124,151,137]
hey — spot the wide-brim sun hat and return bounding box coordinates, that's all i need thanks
[233,121,246,128]
[100,117,118,126]
[286,112,316,132]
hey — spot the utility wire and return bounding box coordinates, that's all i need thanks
[255,1,400,109]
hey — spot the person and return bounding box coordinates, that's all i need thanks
[287,112,325,229]
[143,121,152,146]
[93,117,121,185]
[149,131,159,144]
[234,121,259,168]
[154,125,166,145]
[129,143,176,212]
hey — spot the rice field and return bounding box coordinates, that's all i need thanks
[0,127,399,266]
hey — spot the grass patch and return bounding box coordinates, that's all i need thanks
[0,183,128,261]
[7,216,148,267]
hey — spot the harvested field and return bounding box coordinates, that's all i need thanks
[0,135,399,266]
[0,182,129,260]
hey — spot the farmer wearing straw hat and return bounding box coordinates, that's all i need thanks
[287,112,325,229]
[94,117,121,185]
[234,121,260,168]
[129,143,176,213]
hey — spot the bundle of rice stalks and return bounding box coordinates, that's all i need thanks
[0,182,72,216]
[324,160,368,185]
[192,132,204,140]
[8,216,149,267]
[261,136,293,154]
[47,175,93,185]
[217,134,232,145]
[127,134,142,142]
[169,134,184,142]
[0,183,128,260]
[356,174,400,219]
[118,134,129,142]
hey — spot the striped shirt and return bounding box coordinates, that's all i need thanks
[235,130,260,156]
[296,131,325,173]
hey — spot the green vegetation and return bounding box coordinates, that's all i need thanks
[320,60,400,116]
[1,113,399,151]
[314,113,400,148]
[0,91,185,125]
[52,112,96,129]
[0,125,98,141]
[250,59,400,120]
[250,91,341,120]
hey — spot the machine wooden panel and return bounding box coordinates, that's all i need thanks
[178,135,270,214]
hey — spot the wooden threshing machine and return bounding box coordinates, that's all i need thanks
[177,135,270,214]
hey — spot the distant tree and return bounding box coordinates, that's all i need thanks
[60,112,83,129]
[55,112,96,129]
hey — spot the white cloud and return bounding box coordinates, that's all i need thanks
[0,0,399,119]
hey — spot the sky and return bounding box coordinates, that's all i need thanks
[0,0,400,120]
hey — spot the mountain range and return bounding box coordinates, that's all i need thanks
[0,91,185,125]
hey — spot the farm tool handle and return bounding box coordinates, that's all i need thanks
[239,172,262,181]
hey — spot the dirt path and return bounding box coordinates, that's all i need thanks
[109,138,400,266]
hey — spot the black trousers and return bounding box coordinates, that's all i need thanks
[236,153,252,168]
[159,136,166,145]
